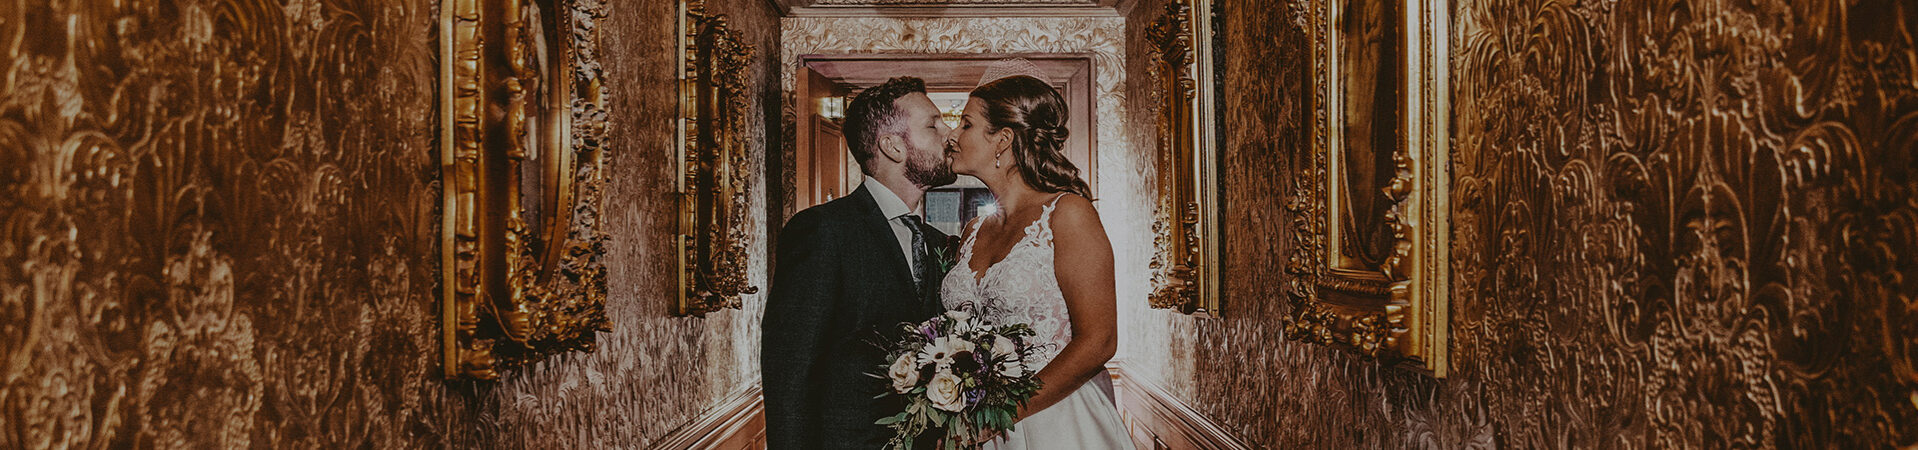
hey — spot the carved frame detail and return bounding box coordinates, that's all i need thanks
[441,0,614,380]
[676,0,760,317]
[1145,0,1222,317]
[1285,0,1449,376]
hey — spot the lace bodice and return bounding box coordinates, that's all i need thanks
[940,194,1073,368]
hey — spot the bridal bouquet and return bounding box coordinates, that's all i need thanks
[873,308,1044,450]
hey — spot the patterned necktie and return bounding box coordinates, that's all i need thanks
[900,215,928,291]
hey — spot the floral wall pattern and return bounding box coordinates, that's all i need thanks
[1123,0,1918,447]
[0,1,447,447]
[0,0,779,447]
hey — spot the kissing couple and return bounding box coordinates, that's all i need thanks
[761,60,1135,450]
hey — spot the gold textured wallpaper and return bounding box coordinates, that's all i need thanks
[0,1,447,447]
[1123,0,1918,447]
[1,0,777,447]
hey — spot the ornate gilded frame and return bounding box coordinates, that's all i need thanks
[1146,0,1223,317]
[675,0,759,316]
[441,0,613,380]
[1286,0,1449,376]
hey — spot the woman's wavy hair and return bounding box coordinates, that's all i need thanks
[970,75,1092,199]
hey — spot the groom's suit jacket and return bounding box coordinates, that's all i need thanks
[762,185,949,450]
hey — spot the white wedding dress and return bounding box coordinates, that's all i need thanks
[939,194,1135,450]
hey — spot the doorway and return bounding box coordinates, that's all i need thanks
[790,54,1099,235]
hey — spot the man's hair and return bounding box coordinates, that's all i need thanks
[842,77,927,171]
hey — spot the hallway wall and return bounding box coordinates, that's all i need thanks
[1121,0,1918,447]
[1,1,449,447]
[0,0,780,448]
[464,0,781,447]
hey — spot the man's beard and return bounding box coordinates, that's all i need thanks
[903,141,957,187]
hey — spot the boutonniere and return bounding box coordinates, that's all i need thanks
[930,235,961,278]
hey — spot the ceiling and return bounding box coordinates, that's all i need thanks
[773,0,1134,16]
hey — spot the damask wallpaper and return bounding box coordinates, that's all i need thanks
[0,0,777,447]
[1122,0,1918,447]
[0,1,448,447]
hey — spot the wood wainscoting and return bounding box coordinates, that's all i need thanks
[655,385,767,449]
[1110,362,1253,450]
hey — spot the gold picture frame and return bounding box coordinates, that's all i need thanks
[1286,0,1449,376]
[675,0,759,317]
[441,0,613,380]
[1146,0,1223,317]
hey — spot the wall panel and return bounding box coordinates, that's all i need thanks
[1122,0,1918,447]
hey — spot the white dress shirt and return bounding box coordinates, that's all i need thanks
[862,176,919,269]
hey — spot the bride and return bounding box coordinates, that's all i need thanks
[938,73,1135,449]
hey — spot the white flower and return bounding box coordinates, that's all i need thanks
[948,336,976,357]
[888,354,920,393]
[946,311,976,335]
[917,337,958,369]
[925,371,966,412]
[997,360,1026,378]
[990,334,1017,359]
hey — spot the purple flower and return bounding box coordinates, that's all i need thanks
[919,322,939,340]
[965,389,984,407]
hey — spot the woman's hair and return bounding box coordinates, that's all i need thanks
[970,75,1092,199]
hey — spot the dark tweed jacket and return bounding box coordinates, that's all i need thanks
[761,185,949,449]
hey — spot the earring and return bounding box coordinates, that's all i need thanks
[994,153,1002,169]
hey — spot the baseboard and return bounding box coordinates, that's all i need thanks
[655,384,767,450]
[1109,362,1253,450]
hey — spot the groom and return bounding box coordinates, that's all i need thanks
[762,76,958,449]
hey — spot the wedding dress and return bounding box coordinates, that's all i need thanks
[939,194,1135,450]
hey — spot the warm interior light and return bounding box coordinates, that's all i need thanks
[817,96,846,120]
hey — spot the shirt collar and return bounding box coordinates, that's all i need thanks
[863,175,914,220]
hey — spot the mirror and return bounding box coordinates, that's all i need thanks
[1287,0,1450,376]
[441,0,613,380]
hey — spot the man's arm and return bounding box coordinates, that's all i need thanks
[761,211,838,450]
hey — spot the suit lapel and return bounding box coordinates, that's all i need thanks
[847,186,918,297]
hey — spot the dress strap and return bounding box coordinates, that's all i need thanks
[1029,193,1072,242]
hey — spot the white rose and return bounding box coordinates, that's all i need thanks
[925,371,966,412]
[990,335,1017,359]
[944,310,972,322]
[997,360,1026,378]
[917,337,957,369]
[888,354,920,393]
